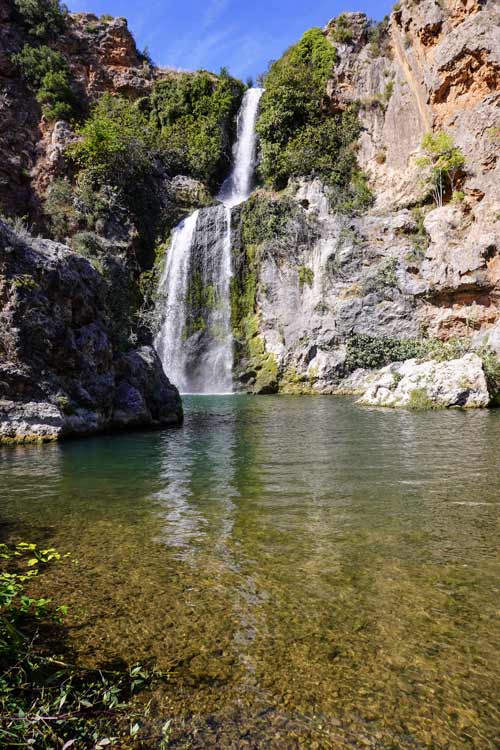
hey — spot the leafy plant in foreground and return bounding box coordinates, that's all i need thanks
[0,542,167,749]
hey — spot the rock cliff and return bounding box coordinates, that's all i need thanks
[231,0,500,399]
[0,219,182,442]
[1,0,499,418]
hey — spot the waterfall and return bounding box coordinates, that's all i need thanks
[155,87,264,395]
[218,87,264,208]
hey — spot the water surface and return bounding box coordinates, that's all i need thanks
[1,396,499,748]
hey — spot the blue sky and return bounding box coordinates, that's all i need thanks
[69,0,394,79]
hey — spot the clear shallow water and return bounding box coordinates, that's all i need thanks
[1,396,500,748]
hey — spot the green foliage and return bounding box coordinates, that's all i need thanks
[416,131,466,207]
[407,388,436,410]
[36,68,75,120]
[406,208,429,261]
[257,31,372,213]
[12,44,76,121]
[345,333,500,400]
[12,44,65,87]
[367,17,391,57]
[298,266,314,288]
[14,0,67,41]
[11,274,38,290]
[44,178,76,240]
[68,94,156,188]
[0,542,165,749]
[241,192,303,247]
[452,190,465,204]
[330,14,354,44]
[148,71,244,187]
[480,349,500,402]
[345,333,425,371]
[182,272,220,339]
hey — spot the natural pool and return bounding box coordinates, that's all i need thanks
[1,395,499,749]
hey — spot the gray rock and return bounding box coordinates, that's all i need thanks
[358,353,490,408]
[0,220,182,443]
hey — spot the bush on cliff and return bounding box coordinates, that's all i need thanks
[14,0,68,41]
[257,27,373,213]
[12,44,77,122]
[416,132,465,207]
[68,94,156,189]
[147,69,244,188]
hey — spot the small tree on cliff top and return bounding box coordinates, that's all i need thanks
[416,131,465,207]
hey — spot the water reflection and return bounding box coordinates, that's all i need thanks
[1,397,499,748]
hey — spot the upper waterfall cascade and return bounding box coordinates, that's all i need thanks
[155,88,264,395]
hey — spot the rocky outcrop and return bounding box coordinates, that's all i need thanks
[232,0,500,401]
[0,220,182,443]
[357,353,490,408]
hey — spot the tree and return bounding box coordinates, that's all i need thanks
[416,131,465,207]
[14,0,68,40]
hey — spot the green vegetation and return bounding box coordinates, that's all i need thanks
[329,14,354,44]
[416,132,466,207]
[68,94,156,190]
[367,17,391,57]
[14,0,68,41]
[406,208,430,261]
[298,266,314,288]
[345,333,424,371]
[407,388,436,410]
[12,44,76,121]
[147,70,244,188]
[182,272,220,340]
[44,178,76,239]
[241,192,305,247]
[257,27,373,213]
[0,542,165,748]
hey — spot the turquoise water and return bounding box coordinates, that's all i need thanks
[1,396,499,748]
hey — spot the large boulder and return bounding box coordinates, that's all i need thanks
[0,220,182,443]
[357,353,490,408]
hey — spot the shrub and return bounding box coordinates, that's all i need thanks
[367,17,391,57]
[14,0,68,40]
[298,266,314,288]
[147,70,244,187]
[345,333,424,371]
[12,44,76,121]
[416,131,465,207]
[44,178,76,239]
[68,94,156,188]
[257,30,372,213]
[36,68,75,120]
[12,43,65,87]
[330,14,354,44]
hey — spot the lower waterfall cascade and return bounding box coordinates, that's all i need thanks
[155,87,264,394]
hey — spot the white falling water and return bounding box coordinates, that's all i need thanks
[155,88,264,395]
[218,87,264,208]
[154,211,199,391]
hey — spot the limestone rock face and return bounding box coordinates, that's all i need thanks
[357,353,490,408]
[0,221,182,443]
[234,0,500,397]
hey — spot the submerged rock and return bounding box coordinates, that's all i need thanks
[357,353,490,409]
[0,221,182,443]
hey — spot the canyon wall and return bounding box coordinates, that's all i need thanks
[232,0,500,394]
